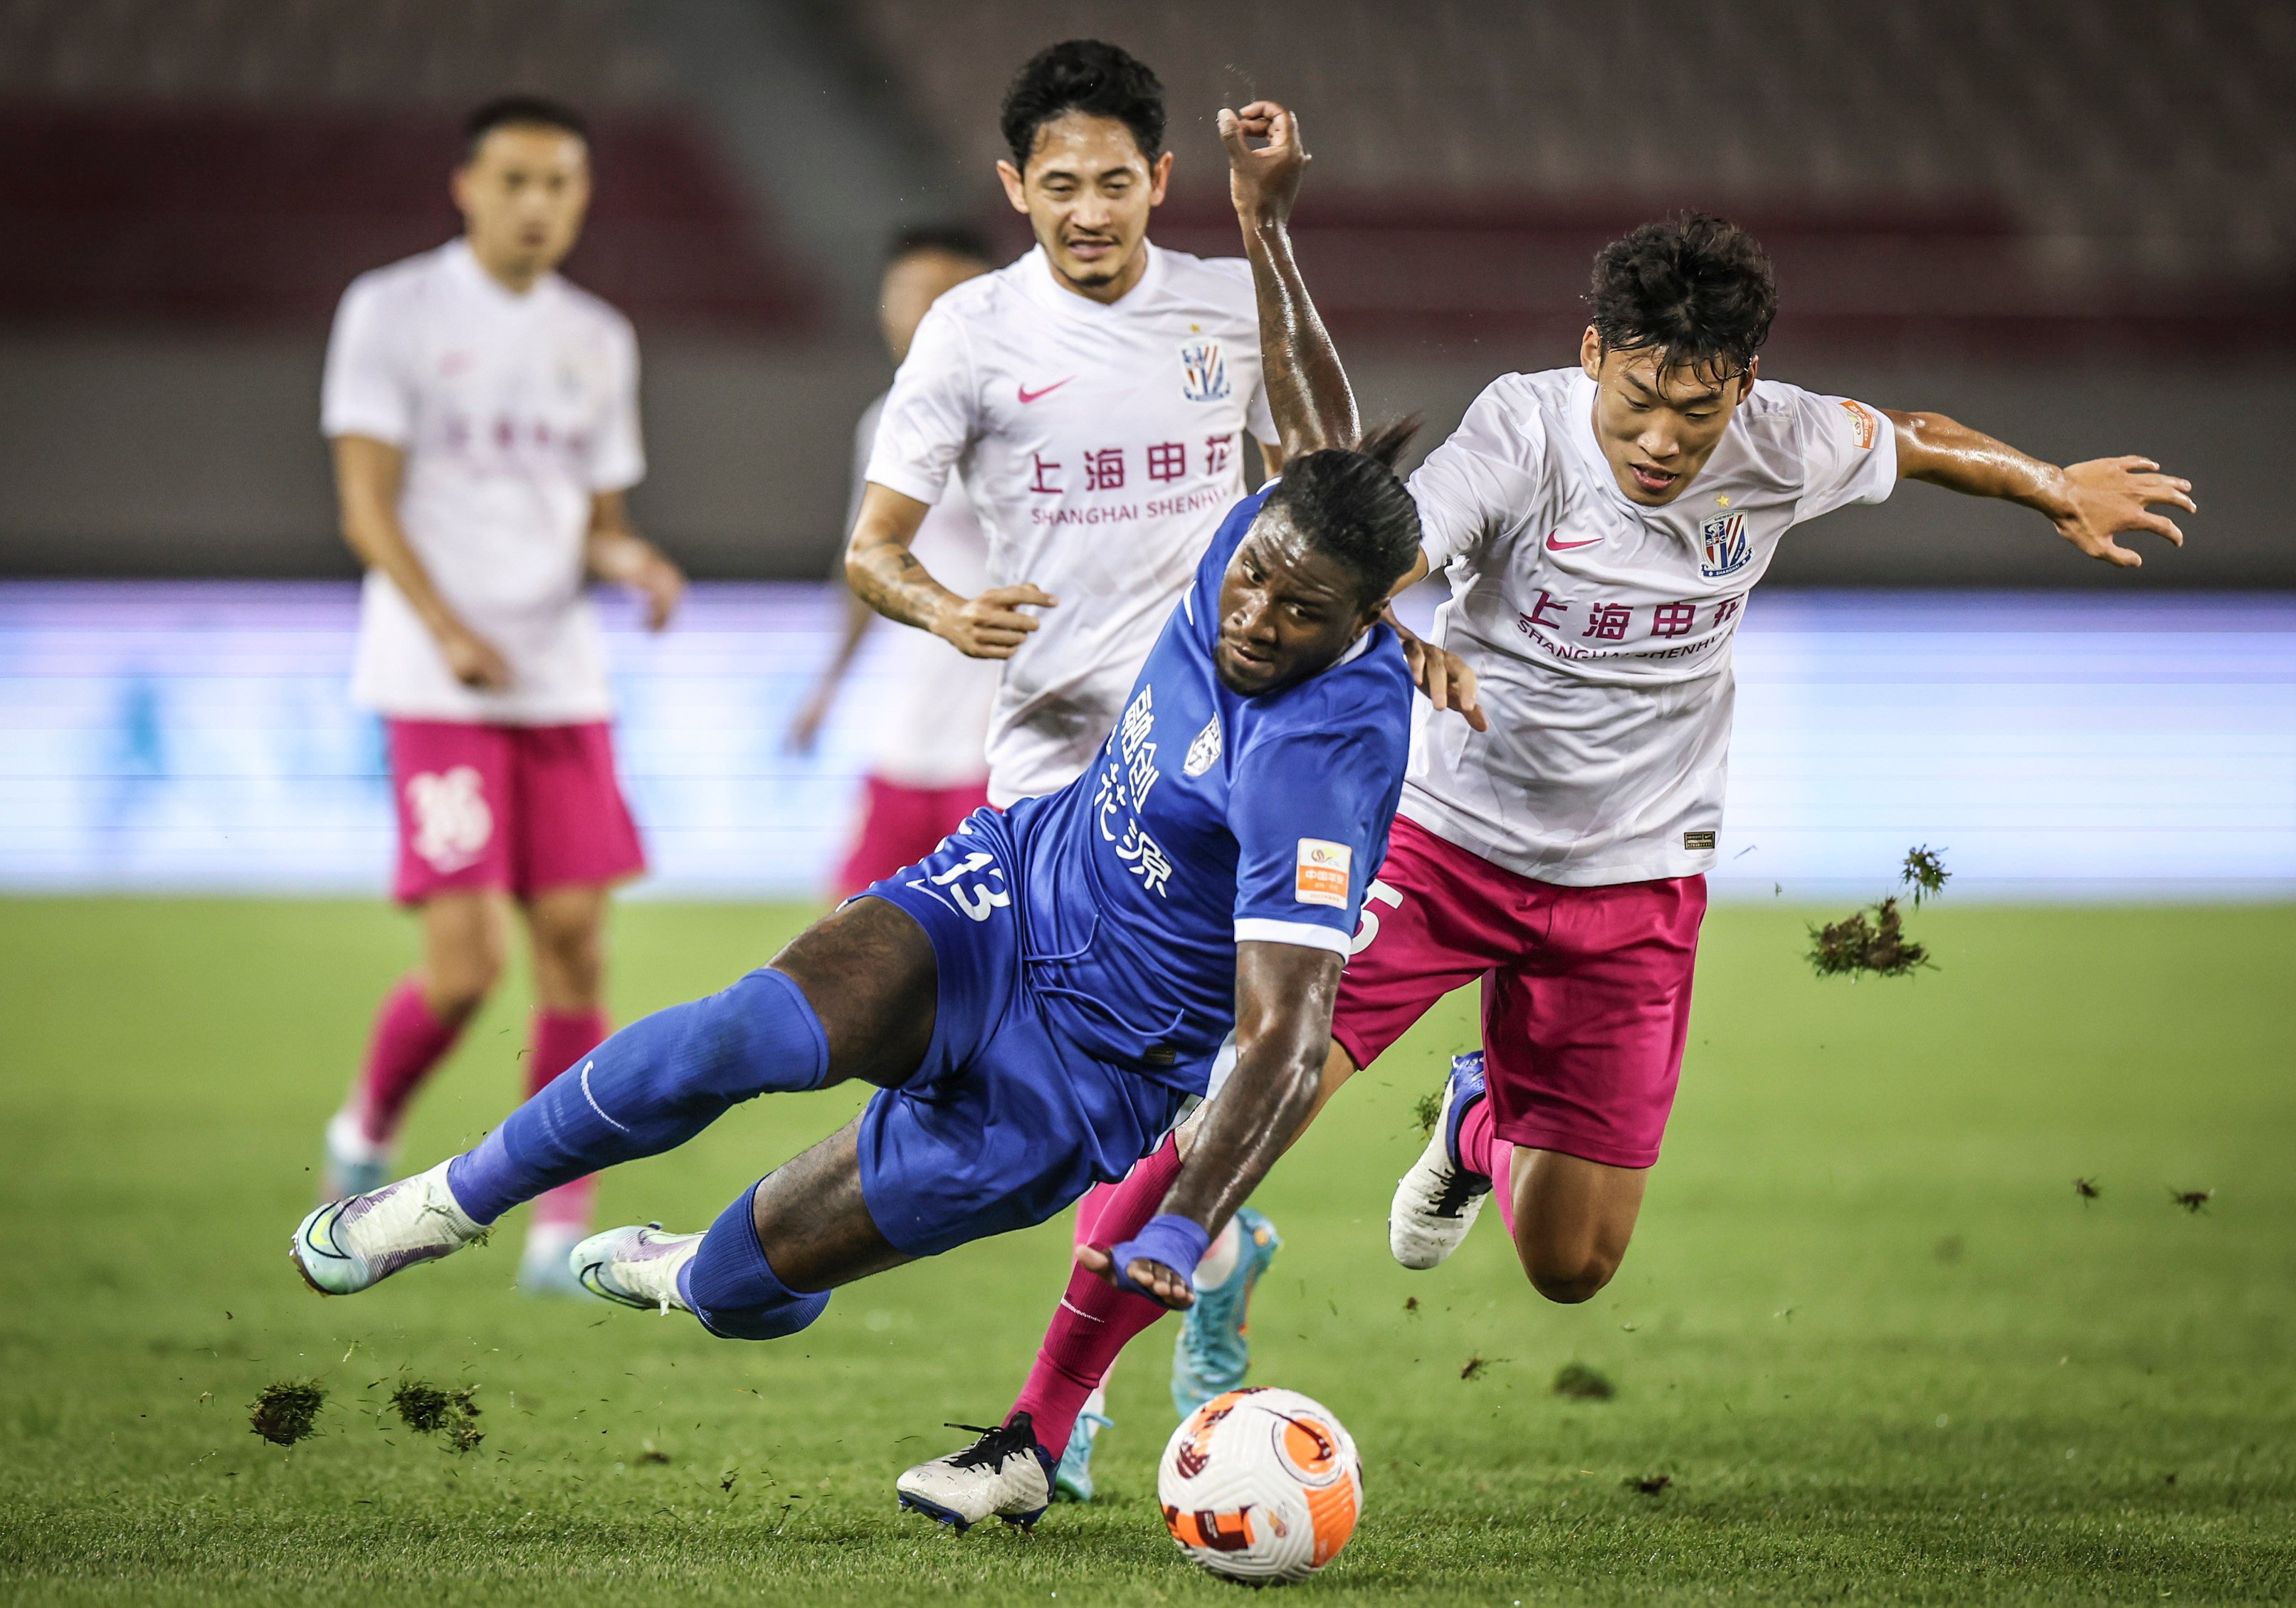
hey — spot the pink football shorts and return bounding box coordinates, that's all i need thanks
[386,719,646,905]
[835,773,992,900]
[1332,816,1706,1170]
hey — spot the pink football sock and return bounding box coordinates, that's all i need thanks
[352,974,464,1145]
[527,1007,609,1227]
[1455,1093,1519,1238]
[1073,1180,1124,1248]
[1011,1136,1183,1453]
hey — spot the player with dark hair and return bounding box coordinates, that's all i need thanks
[463,94,588,154]
[844,38,1302,1493]
[288,186,1428,1538]
[909,98,2198,1528]
[789,225,1002,896]
[315,94,683,1293]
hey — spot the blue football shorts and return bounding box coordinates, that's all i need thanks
[853,809,1190,1257]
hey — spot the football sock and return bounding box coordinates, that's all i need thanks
[1073,1179,1123,1248]
[352,974,464,1143]
[1011,1136,1182,1454]
[677,1181,830,1340]
[1454,1094,1519,1237]
[445,967,829,1224]
[1193,1216,1243,1291]
[527,1007,609,1228]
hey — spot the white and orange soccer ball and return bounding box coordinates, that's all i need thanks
[1157,1386,1363,1585]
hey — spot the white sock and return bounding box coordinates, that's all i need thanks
[1193,1217,1243,1291]
[1081,1385,1107,1427]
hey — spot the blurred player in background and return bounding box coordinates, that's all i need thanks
[937,103,2198,1505]
[842,40,1288,1498]
[787,226,1001,898]
[315,95,685,1296]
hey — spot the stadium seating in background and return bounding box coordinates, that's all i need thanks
[0,0,816,332]
[848,0,2296,357]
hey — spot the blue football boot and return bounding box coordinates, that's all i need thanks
[1170,1206,1281,1418]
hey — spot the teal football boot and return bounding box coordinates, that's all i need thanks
[1170,1206,1281,1417]
[1051,1405,1113,1503]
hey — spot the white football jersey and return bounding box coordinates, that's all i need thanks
[865,242,1277,804]
[848,394,998,789]
[1405,367,1897,885]
[322,239,644,725]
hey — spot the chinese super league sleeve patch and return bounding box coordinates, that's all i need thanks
[1838,399,1878,449]
[1682,831,1717,851]
[1295,839,1352,908]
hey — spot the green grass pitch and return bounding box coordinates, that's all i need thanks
[1,896,2290,1604]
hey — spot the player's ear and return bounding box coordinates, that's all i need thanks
[1738,355,1759,401]
[1148,149,1174,206]
[996,159,1028,214]
[1579,326,1603,381]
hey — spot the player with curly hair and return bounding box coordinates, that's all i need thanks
[906,96,2197,1525]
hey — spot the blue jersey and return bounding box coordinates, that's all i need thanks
[997,485,1415,1092]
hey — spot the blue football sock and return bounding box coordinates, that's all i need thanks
[446,967,828,1224]
[678,1182,831,1340]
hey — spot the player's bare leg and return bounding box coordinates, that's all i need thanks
[1502,1148,1646,1303]
[322,890,505,1199]
[517,882,614,1291]
[1391,1051,1646,1302]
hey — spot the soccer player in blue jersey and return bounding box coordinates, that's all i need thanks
[287,147,1430,1528]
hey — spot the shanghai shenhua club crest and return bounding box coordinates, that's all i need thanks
[1180,340,1231,403]
[1699,511,1751,578]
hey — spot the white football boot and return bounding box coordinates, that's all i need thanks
[571,1224,703,1315]
[1389,1051,1494,1271]
[291,1160,485,1295]
[896,1413,1058,1533]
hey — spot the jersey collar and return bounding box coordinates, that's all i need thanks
[1018,239,1166,320]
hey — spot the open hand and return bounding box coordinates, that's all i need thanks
[437,620,512,690]
[935,584,1056,659]
[1075,1241,1196,1310]
[1217,100,1309,228]
[2050,456,2194,568]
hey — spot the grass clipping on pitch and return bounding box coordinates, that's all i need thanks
[1808,848,1948,980]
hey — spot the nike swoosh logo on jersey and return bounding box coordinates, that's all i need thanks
[1017,379,1076,404]
[1545,530,1603,551]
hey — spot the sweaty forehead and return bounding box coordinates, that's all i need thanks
[1610,348,1733,406]
[1026,112,1150,177]
[1234,508,1354,599]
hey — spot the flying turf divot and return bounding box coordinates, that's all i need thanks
[1807,846,1950,980]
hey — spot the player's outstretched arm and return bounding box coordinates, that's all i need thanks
[1219,101,1359,461]
[1883,410,2196,569]
[584,490,685,631]
[332,434,510,690]
[1080,941,1339,1308]
[846,482,1055,659]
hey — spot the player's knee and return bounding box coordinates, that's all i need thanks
[425,949,501,1020]
[685,1181,832,1340]
[527,905,605,1001]
[1522,1245,1621,1305]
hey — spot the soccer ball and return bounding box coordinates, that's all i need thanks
[1158,1386,1363,1584]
